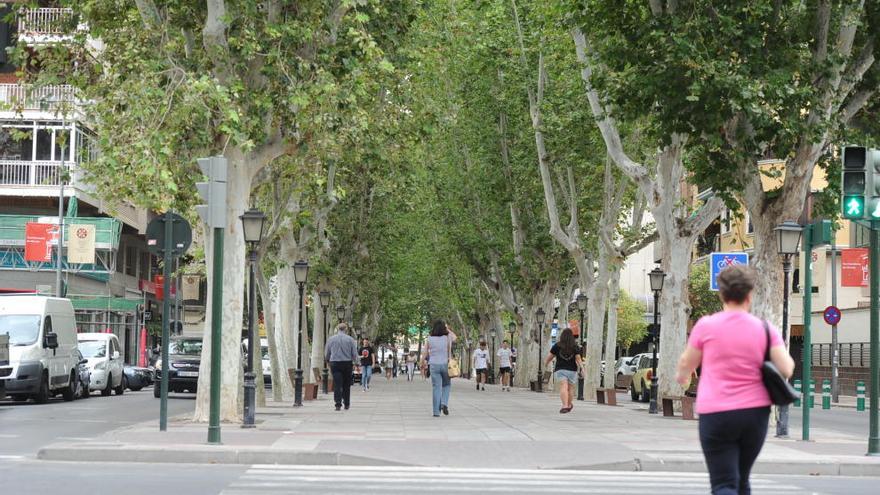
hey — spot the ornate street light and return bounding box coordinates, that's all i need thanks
[293,260,309,407]
[489,328,497,384]
[239,208,266,428]
[508,321,517,385]
[648,267,665,414]
[536,307,546,393]
[774,220,802,437]
[336,304,346,323]
[576,293,588,400]
[319,290,331,395]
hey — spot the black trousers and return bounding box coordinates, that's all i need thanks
[698,406,770,495]
[330,361,353,408]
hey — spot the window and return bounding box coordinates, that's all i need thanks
[720,209,731,235]
[125,246,137,276]
[35,128,51,160]
[54,129,70,162]
[746,212,754,234]
[0,127,32,160]
[140,252,151,280]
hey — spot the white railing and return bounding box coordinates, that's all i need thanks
[0,160,66,187]
[0,84,76,112]
[17,8,76,36]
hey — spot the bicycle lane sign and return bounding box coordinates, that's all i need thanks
[710,252,750,291]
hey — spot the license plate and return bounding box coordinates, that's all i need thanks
[177,371,198,377]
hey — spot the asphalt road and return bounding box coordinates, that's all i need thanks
[0,387,196,456]
[787,404,870,438]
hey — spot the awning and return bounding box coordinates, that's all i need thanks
[70,296,140,312]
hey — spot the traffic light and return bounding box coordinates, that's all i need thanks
[195,156,227,228]
[842,146,867,219]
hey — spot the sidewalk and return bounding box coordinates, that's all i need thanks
[38,377,880,475]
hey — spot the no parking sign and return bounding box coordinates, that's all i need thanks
[710,252,750,291]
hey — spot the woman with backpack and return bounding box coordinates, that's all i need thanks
[545,328,582,414]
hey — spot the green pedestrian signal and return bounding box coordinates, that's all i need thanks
[844,195,865,219]
[871,199,880,219]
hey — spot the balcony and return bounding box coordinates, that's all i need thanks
[0,160,65,187]
[0,84,76,113]
[17,8,78,39]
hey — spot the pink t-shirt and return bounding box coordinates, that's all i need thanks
[688,310,783,415]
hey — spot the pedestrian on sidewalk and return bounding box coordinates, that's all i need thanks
[406,352,416,381]
[676,265,794,495]
[384,353,394,380]
[545,328,582,413]
[473,341,489,391]
[359,338,376,391]
[325,323,359,411]
[497,340,513,391]
[422,320,457,417]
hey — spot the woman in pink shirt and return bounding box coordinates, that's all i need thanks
[676,265,794,495]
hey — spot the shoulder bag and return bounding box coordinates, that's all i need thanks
[761,320,799,406]
[447,336,461,378]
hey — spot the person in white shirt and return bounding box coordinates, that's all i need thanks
[497,340,513,391]
[473,341,489,391]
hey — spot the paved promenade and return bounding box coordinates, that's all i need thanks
[38,376,880,475]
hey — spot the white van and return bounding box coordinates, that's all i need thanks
[77,333,125,396]
[0,295,80,403]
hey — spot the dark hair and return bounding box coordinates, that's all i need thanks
[430,320,448,337]
[717,265,756,304]
[556,328,577,356]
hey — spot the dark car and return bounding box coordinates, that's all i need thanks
[153,337,202,398]
[74,349,90,399]
[124,365,152,391]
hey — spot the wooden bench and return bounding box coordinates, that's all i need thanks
[304,383,319,401]
[662,395,696,420]
[596,388,618,406]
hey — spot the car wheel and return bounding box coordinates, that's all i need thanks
[61,371,76,402]
[153,383,161,398]
[630,383,639,401]
[81,378,90,398]
[641,381,650,402]
[101,374,113,396]
[34,372,50,404]
[115,375,126,395]
[11,394,28,402]
[130,385,143,392]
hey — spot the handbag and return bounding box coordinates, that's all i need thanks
[761,320,799,406]
[446,336,460,378]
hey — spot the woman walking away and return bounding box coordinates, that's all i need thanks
[421,320,457,417]
[545,328,582,413]
[676,265,794,495]
[406,352,416,381]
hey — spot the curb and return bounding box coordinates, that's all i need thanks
[37,443,412,467]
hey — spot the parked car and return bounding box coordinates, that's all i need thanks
[0,295,81,403]
[124,365,152,391]
[73,349,90,399]
[615,356,637,378]
[630,353,657,402]
[77,333,126,396]
[153,337,202,397]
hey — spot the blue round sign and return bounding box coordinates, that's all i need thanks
[823,306,841,326]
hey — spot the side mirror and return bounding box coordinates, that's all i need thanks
[45,332,59,349]
[79,358,88,365]
[630,366,637,372]
[113,351,120,359]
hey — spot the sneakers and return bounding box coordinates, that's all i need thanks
[335,405,341,411]
[476,383,480,390]
[441,405,449,415]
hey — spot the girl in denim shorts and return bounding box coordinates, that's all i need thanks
[545,328,583,413]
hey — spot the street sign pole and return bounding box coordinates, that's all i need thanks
[159,210,172,432]
[802,224,813,442]
[208,227,224,444]
[869,220,879,455]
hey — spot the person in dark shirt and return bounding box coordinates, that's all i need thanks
[359,338,376,391]
[545,328,582,414]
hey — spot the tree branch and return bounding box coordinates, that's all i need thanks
[203,0,233,83]
[134,0,163,30]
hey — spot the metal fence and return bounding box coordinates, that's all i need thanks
[812,343,870,368]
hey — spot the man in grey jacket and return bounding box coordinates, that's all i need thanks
[324,323,358,411]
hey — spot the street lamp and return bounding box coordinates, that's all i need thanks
[576,293,588,401]
[336,304,346,323]
[536,307,546,393]
[775,220,802,437]
[508,321,516,385]
[319,290,331,395]
[648,267,666,414]
[293,260,309,407]
[239,208,266,428]
[489,328,497,385]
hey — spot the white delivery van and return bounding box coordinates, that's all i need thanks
[0,295,80,403]
[77,333,125,396]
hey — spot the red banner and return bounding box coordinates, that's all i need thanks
[842,248,869,287]
[24,223,54,262]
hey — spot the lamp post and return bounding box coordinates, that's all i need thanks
[336,304,346,324]
[648,267,666,414]
[239,209,266,428]
[293,260,309,407]
[774,221,802,438]
[536,308,546,393]
[319,291,331,395]
[576,293,588,400]
[489,328,497,384]
[508,321,516,385]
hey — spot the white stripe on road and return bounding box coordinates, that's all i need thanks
[0,455,25,460]
[0,434,19,438]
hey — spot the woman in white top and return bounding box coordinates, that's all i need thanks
[421,320,457,417]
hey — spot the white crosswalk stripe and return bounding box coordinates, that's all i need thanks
[221,465,807,494]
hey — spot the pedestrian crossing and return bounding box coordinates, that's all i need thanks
[221,465,808,494]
